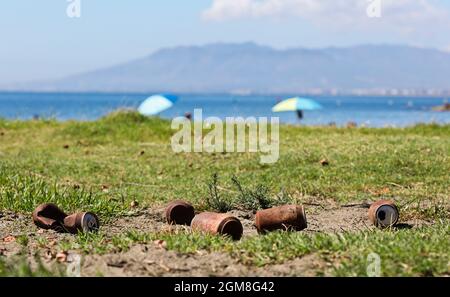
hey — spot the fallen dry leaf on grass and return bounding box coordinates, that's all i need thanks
[379,187,391,194]
[153,240,167,249]
[367,187,391,195]
[2,235,16,243]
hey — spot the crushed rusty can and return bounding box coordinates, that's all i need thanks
[165,200,195,225]
[63,212,100,234]
[32,203,68,232]
[191,212,243,240]
[255,204,307,232]
[368,200,399,228]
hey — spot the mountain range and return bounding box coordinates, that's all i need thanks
[4,43,450,94]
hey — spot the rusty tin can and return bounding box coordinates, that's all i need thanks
[165,200,195,225]
[191,212,243,240]
[368,200,399,228]
[255,205,307,232]
[63,212,100,234]
[32,203,68,231]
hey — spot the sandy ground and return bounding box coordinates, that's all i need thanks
[0,202,429,276]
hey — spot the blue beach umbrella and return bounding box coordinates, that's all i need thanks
[272,97,323,120]
[138,94,178,116]
[272,97,323,112]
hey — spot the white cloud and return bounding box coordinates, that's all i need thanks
[203,0,344,21]
[202,0,450,31]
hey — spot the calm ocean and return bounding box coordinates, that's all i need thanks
[0,92,449,127]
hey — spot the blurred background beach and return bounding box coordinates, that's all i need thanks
[1,1,450,126]
[0,92,449,127]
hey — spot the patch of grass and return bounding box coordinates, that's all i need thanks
[56,230,151,255]
[57,229,232,256]
[231,176,295,211]
[155,231,233,254]
[0,255,64,277]
[0,164,126,219]
[234,222,450,277]
[399,196,449,221]
[1,111,448,215]
[329,221,450,276]
[16,234,29,247]
[35,236,49,248]
[53,221,449,276]
[231,175,272,211]
[237,221,449,276]
[58,231,141,254]
[60,109,173,144]
[204,173,233,212]
[204,174,297,212]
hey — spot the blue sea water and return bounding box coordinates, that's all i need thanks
[0,92,449,127]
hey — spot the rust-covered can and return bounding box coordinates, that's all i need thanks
[191,212,243,240]
[32,203,68,232]
[165,200,195,225]
[63,212,100,234]
[255,205,307,232]
[368,200,399,228]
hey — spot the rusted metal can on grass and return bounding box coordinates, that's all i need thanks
[32,203,68,232]
[165,200,195,225]
[33,203,100,234]
[63,212,100,234]
[191,212,243,240]
[255,205,307,232]
[368,200,399,228]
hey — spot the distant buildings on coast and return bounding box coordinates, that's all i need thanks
[230,88,450,98]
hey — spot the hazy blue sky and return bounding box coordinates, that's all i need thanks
[1,0,449,84]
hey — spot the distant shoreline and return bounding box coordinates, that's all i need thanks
[0,90,449,99]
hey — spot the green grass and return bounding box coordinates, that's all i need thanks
[0,111,449,276]
[0,256,64,277]
[0,169,126,219]
[52,220,449,276]
[238,221,449,276]
[1,111,448,216]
